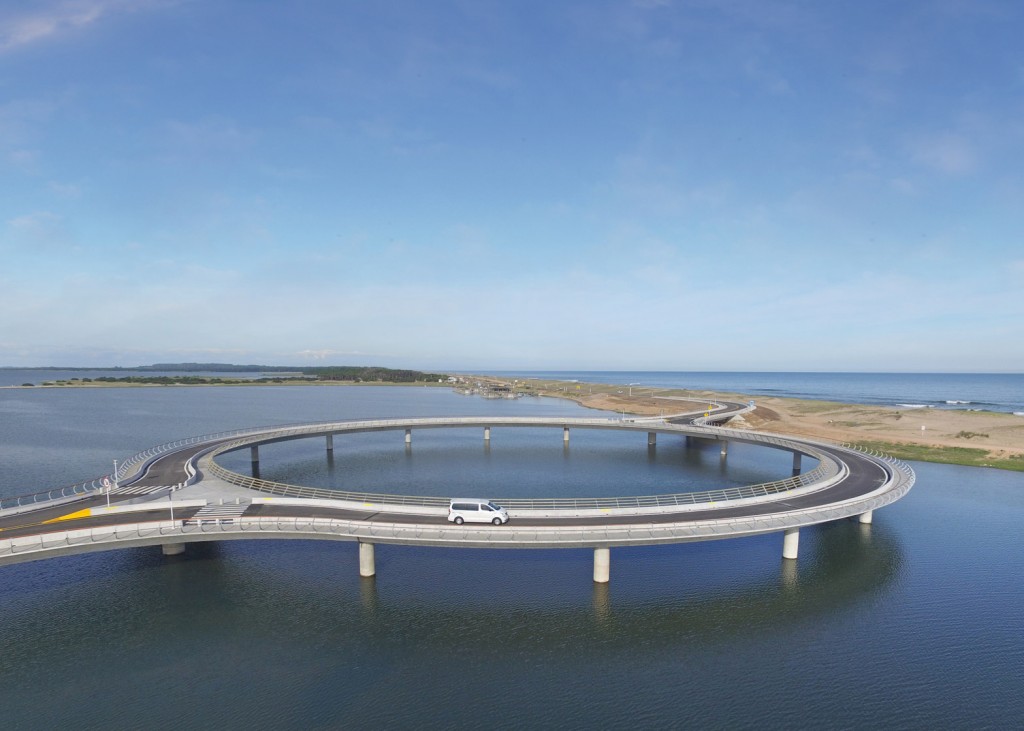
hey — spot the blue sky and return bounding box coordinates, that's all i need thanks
[1,0,1022,371]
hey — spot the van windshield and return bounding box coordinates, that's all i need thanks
[487,502,502,511]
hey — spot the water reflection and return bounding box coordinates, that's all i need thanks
[359,575,379,614]
[592,582,611,624]
[780,556,798,590]
[0,519,903,665]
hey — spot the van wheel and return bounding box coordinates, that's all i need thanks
[454,516,464,525]
[492,517,502,526]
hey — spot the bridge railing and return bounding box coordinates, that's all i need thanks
[1,414,850,512]
[204,437,842,511]
[0,424,279,511]
[0,461,913,559]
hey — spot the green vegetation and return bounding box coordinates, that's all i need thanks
[853,440,1024,472]
[955,431,989,440]
[303,366,446,382]
[33,365,449,387]
[92,375,257,385]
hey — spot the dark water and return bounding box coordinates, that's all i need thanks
[485,370,1024,414]
[1,386,1023,729]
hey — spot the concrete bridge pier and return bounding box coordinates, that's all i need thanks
[162,542,185,556]
[563,426,570,444]
[359,541,376,577]
[250,446,260,478]
[484,426,491,442]
[782,528,800,560]
[858,510,873,524]
[593,547,610,583]
[648,432,657,447]
[405,428,412,445]
[720,440,729,458]
[792,452,802,474]
[326,434,334,454]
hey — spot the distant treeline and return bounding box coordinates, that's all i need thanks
[32,365,448,386]
[90,376,258,385]
[13,363,448,382]
[147,363,447,381]
[304,366,446,382]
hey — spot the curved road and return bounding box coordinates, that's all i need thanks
[0,404,912,559]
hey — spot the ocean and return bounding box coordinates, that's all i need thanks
[481,370,1024,414]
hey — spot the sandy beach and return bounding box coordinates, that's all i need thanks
[479,378,1024,472]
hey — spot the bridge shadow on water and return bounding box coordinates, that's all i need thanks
[0,518,903,653]
[0,520,906,729]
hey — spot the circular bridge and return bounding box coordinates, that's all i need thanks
[0,412,915,583]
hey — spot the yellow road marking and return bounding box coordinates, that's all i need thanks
[42,508,93,524]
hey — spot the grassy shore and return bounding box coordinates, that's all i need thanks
[468,375,1024,472]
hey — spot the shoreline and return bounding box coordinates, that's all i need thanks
[4,377,1022,472]
[1,380,447,389]
[466,375,1024,473]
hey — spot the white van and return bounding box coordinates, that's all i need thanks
[448,499,510,525]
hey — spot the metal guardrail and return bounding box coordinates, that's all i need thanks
[0,459,914,558]
[201,416,845,510]
[206,458,837,510]
[0,431,915,562]
[1,415,909,519]
[0,420,333,511]
[0,408,753,511]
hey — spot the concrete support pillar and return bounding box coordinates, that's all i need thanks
[162,542,185,556]
[484,426,491,442]
[720,440,729,457]
[858,509,874,525]
[326,434,334,453]
[359,541,376,577]
[792,452,802,474]
[250,445,259,465]
[593,547,610,583]
[563,426,570,444]
[782,528,800,560]
[405,428,412,445]
[648,432,657,446]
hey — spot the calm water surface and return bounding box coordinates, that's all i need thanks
[1,386,1022,729]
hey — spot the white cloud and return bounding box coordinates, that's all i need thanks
[4,210,76,251]
[910,132,977,175]
[8,210,61,231]
[8,149,39,169]
[49,180,82,198]
[0,0,175,53]
[160,116,259,157]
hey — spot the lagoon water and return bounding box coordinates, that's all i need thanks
[1,384,1023,729]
